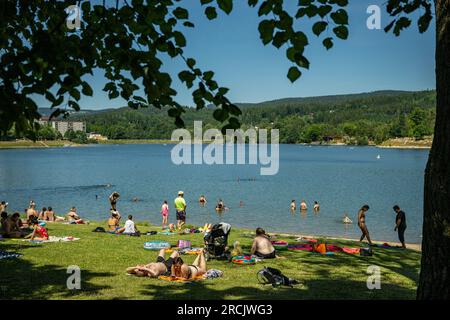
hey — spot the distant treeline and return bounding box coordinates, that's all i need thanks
[11,90,437,145]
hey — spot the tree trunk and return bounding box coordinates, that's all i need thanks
[417,0,450,300]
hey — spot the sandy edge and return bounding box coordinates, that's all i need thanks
[267,231,422,252]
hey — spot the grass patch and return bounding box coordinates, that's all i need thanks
[0,222,420,300]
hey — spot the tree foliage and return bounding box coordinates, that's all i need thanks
[1,0,433,139]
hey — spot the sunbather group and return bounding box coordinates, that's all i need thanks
[127,248,207,280]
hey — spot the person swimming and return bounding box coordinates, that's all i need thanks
[216,199,225,211]
[199,195,207,205]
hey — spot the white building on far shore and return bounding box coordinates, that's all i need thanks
[37,117,86,137]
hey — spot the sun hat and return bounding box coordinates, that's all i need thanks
[178,191,184,195]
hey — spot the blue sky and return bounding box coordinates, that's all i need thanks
[37,0,435,110]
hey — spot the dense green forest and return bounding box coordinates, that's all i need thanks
[29,90,437,145]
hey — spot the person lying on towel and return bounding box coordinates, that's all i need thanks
[126,249,180,278]
[172,250,208,280]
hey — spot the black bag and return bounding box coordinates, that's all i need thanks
[360,247,373,256]
[257,267,298,288]
[93,227,106,233]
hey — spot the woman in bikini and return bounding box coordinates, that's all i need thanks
[358,205,372,245]
[173,250,208,280]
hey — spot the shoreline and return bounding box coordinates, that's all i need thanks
[52,219,422,252]
[0,139,432,150]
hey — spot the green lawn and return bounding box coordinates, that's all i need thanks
[0,222,420,300]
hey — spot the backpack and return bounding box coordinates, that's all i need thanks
[257,267,298,288]
[93,227,106,233]
[360,247,373,256]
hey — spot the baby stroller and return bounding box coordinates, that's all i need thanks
[204,222,231,261]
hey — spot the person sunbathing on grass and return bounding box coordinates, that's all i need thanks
[126,249,180,278]
[67,207,85,224]
[250,227,276,259]
[172,250,208,280]
[24,217,49,241]
[3,213,28,238]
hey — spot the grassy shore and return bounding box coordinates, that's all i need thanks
[0,222,420,300]
[0,137,433,149]
[0,140,82,149]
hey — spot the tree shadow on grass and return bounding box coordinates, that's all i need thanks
[138,277,416,300]
[0,242,113,300]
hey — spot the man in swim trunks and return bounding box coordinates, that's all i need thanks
[126,249,180,277]
[393,205,407,249]
[174,191,187,231]
[358,204,372,245]
[250,227,276,259]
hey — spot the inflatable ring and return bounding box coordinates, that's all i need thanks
[143,241,171,250]
[272,240,288,251]
[231,255,256,265]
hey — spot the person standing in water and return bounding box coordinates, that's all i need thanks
[313,201,320,212]
[109,192,120,211]
[199,195,207,206]
[174,191,187,231]
[393,205,407,249]
[358,205,372,245]
[300,200,308,211]
[290,200,296,212]
[161,200,169,229]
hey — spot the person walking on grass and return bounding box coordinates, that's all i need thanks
[358,204,372,246]
[161,200,169,229]
[174,191,187,231]
[393,205,407,249]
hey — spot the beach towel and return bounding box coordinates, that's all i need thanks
[23,236,80,243]
[288,244,313,251]
[158,231,177,236]
[373,243,401,249]
[179,247,203,255]
[158,275,204,283]
[342,247,360,254]
[326,245,344,252]
[0,251,23,260]
[295,237,318,243]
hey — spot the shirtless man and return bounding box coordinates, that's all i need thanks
[26,203,38,221]
[250,227,276,259]
[358,205,372,245]
[4,213,26,238]
[126,249,180,277]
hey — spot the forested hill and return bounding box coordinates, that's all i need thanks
[67,90,436,145]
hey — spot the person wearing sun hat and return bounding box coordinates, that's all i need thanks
[174,191,187,231]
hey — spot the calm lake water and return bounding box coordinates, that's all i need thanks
[0,144,428,243]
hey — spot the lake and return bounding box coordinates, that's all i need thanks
[0,144,428,243]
